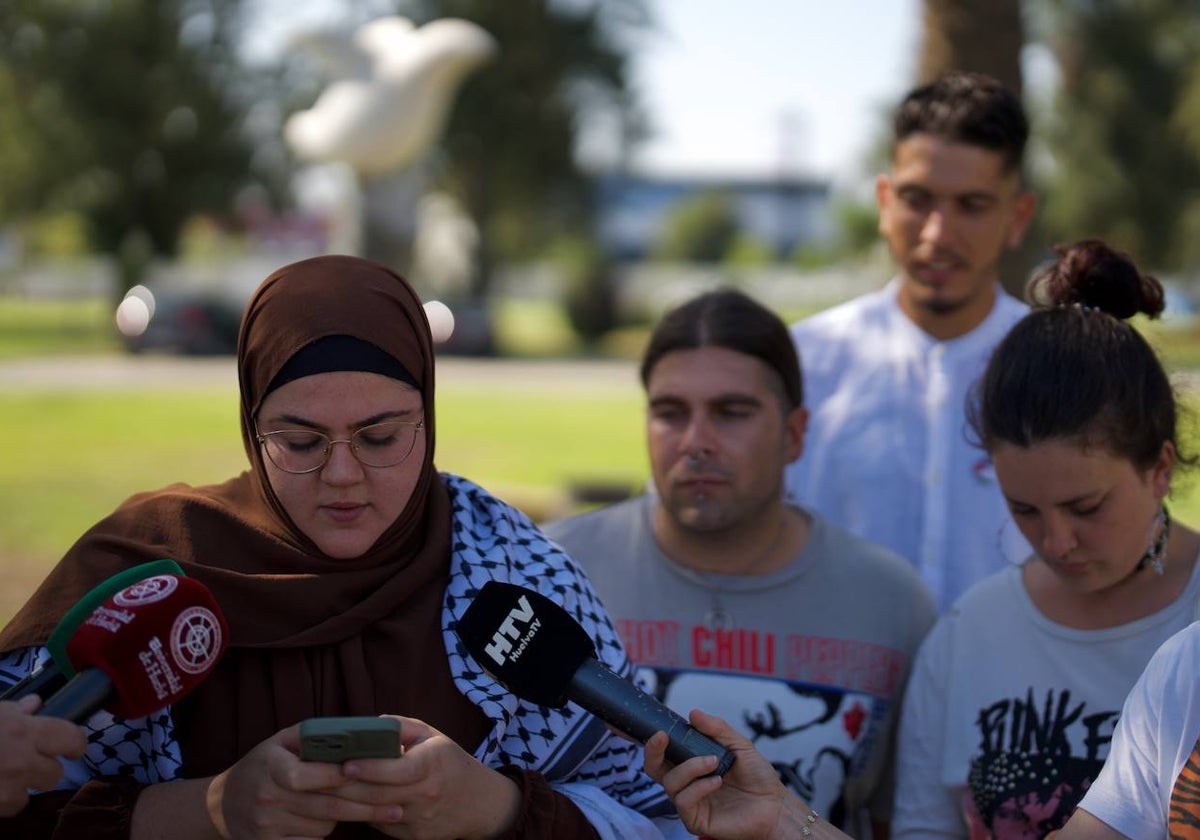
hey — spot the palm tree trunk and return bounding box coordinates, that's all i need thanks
[919,0,1040,299]
[918,0,1025,94]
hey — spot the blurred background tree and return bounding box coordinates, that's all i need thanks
[652,190,739,264]
[401,0,650,301]
[554,234,619,348]
[916,0,1040,297]
[1037,0,1200,272]
[919,0,1025,95]
[917,0,1200,283]
[0,0,273,296]
[4,0,1200,320]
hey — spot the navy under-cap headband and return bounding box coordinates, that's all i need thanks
[266,334,418,395]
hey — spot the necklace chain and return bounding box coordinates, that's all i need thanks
[662,514,788,630]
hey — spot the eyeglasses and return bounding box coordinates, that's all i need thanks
[256,420,424,474]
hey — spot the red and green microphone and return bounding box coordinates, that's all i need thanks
[1,559,230,724]
[1,559,187,703]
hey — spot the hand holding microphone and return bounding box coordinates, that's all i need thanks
[455,581,735,776]
[0,562,206,818]
[644,708,846,840]
[0,695,87,817]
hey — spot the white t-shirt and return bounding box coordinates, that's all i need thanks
[786,281,1030,612]
[1078,620,1200,839]
[894,557,1200,840]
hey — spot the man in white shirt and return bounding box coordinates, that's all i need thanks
[785,72,1037,611]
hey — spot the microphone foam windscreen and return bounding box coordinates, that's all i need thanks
[455,581,595,708]
[65,574,229,719]
[47,559,185,677]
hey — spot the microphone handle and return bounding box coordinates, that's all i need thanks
[0,666,69,702]
[567,658,735,776]
[36,669,114,724]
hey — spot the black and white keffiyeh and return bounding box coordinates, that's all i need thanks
[440,475,674,825]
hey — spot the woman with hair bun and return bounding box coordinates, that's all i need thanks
[893,239,1200,839]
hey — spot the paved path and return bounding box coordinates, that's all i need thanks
[6,353,1197,394]
[0,354,640,393]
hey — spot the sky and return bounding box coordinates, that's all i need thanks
[622,0,920,184]
[246,0,923,188]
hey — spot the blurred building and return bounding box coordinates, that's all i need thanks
[595,172,833,262]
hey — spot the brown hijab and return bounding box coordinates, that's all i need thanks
[0,255,489,775]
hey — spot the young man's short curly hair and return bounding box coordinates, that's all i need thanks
[893,72,1029,174]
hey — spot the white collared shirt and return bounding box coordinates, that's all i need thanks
[785,280,1031,611]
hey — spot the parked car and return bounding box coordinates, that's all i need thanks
[115,258,277,356]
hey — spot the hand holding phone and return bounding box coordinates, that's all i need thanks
[298,716,402,763]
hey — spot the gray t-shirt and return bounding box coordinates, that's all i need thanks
[545,495,936,834]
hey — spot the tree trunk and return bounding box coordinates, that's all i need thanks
[918,0,1024,94]
[919,0,1042,300]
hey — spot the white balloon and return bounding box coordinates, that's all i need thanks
[424,300,456,344]
[115,295,152,337]
[124,284,156,319]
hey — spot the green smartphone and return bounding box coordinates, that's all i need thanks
[298,716,402,762]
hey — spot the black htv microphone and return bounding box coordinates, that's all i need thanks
[456,581,735,776]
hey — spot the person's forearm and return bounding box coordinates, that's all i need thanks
[132,777,223,840]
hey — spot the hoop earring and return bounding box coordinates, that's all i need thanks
[1136,504,1170,577]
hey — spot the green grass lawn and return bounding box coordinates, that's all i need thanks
[0,378,649,622]
[1140,320,1200,371]
[0,385,649,560]
[0,297,121,358]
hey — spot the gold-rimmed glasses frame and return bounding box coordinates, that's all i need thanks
[256,420,424,474]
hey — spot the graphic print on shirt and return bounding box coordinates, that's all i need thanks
[965,688,1118,840]
[619,619,904,829]
[1169,733,1200,838]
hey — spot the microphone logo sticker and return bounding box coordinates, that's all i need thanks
[170,607,224,675]
[141,637,184,699]
[113,574,179,606]
[85,604,137,633]
[484,595,540,666]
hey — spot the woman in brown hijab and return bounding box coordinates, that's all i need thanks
[0,256,673,839]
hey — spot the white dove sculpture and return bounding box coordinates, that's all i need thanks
[285,16,496,178]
